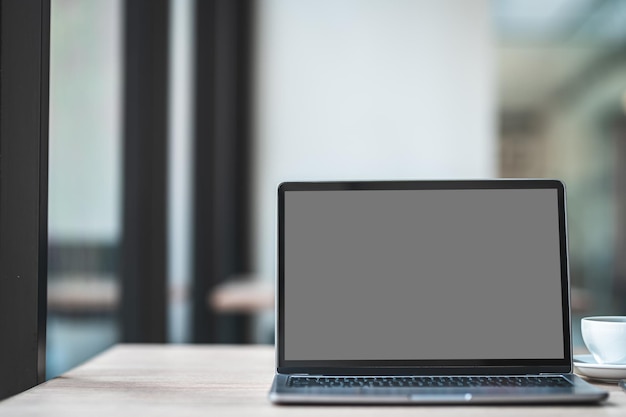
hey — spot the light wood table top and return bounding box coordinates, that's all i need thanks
[0,344,624,416]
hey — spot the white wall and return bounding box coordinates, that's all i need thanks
[253,0,496,279]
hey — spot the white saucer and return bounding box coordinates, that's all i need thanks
[573,354,626,382]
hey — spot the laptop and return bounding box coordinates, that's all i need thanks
[269,179,608,404]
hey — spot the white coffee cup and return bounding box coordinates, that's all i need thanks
[581,316,626,364]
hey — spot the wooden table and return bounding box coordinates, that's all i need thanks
[0,345,624,416]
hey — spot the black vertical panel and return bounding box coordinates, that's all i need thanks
[192,0,252,343]
[121,0,169,343]
[613,115,626,313]
[0,0,50,399]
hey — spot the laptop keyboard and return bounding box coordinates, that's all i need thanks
[288,376,572,389]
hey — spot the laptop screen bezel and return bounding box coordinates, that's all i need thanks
[276,179,572,375]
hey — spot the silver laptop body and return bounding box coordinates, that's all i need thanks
[269,180,608,404]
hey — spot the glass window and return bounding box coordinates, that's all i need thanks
[47,0,122,378]
[493,0,626,346]
[252,0,495,342]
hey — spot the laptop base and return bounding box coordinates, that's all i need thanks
[269,373,608,404]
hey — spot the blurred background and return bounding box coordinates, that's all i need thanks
[46,0,626,378]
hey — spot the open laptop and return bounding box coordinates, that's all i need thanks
[269,180,608,404]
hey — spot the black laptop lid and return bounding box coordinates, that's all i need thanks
[277,180,572,375]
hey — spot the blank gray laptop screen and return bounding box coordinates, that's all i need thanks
[283,189,564,361]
